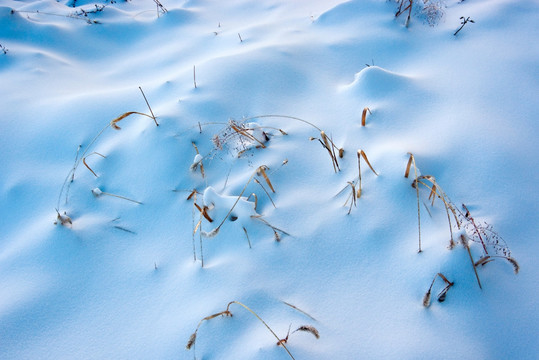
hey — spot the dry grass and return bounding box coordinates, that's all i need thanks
[251,215,290,241]
[257,166,275,192]
[138,86,158,126]
[395,0,413,27]
[281,301,318,322]
[190,142,205,178]
[404,153,422,252]
[361,107,372,126]
[110,111,155,130]
[474,255,520,274]
[82,152,106,178]
[413,175,460,249]
[461,234,483,290]
[254,179,276,208]
[311,131,340,172]
[357,150,378,199]
[344,182,357,214]
[91,187,142,204]
[423,272,454,307]
[186,301,297,360]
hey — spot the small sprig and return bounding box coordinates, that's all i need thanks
[423,272,454,307]
[395,0,413,27]
[454,16,475,36]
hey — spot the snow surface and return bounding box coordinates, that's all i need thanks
[1,0,538,359]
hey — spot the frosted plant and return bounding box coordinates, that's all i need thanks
[419,0,446,26]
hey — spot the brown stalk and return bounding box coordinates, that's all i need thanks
[475,255,520,274]
[194,203,213,223]
[361,107,372,126]
[230,123,266,148]
[320,131,339,172]
[257,166,275,192]
[423,272,453,307]
[82,152,106,177]
[293,325,320,339]
[357,150,378,199]
[110,111,155,130]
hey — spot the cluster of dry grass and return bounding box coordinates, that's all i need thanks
[54,87,518,357]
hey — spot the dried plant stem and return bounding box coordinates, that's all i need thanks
[361,107,371,126]
[187,301,295,359]
[242,227,252,248]
[193,65,197,88]
[57,124,109,209]
[257,166,275,192]
[345,181,357,214]
[461,234,482,290]
[110,111,155,130]
[415,176,460,249]
[241,115,322,132]
[226,301,295,360]
[462,204,489,255]
[191,142,205,178]
[475,255,520,274]
[254,179,276,208]
[423,272,453,307]
[357,150,378,198]
[138,86,158,126]
[199,218,204,267]
[405,153,422,252]
[251,215,290,237]
[246,193,258,211]
[230,123,266,148]
[319,131,339,172]
[92,188,143,204]
[282,301,318,322]
[82,152,106,177]
[395,0,413,27]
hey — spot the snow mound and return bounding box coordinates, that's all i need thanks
[344,66,414,100]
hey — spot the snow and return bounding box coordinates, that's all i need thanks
[1,0,538,359]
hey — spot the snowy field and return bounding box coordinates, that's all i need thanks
[1,0,538,359]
